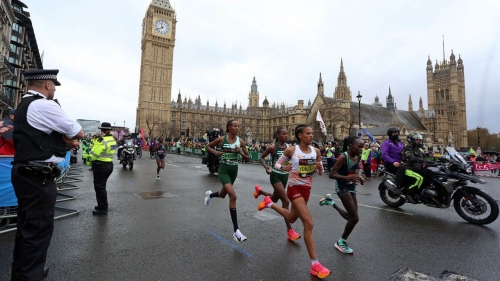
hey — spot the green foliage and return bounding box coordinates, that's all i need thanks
[467,128,500,151]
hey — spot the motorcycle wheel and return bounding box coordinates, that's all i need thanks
[379,182,406,207]
[129,162,134,171]
[454,189,499,225]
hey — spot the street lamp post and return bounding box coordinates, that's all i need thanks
[356,91,362,130]
[476,126,480,148]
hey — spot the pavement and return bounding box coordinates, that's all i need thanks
[0,152,499,281]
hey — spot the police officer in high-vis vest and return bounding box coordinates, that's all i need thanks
[12,69,84,280]
[88,122,117,215]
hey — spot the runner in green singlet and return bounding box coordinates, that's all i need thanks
[203,120,250,242]
[255,128,301,241]
[319,136,364,254]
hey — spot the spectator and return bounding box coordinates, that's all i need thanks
[0,108,16,155]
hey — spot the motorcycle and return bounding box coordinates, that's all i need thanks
[202,146,220,174]
[378,147,498,225]
[119,140,137,170]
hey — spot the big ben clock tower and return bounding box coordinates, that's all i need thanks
[136,0,177,134]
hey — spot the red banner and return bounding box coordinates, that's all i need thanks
[473,162,500,171]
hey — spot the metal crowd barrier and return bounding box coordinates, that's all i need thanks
[0,152,82,235]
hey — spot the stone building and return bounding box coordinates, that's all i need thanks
[0,0,15,114]
[0,0,44,115]
[135,0,468,148]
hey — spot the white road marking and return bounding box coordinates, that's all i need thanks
[166,163,180,167]
[309,193,413,215]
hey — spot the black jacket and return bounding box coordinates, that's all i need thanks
[402,146,425,170]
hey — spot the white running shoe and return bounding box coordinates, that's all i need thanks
[156,175,160,180]
[204,190,212,206]
[233,229,247,242]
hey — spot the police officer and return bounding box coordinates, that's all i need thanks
[88,122,117,215]
[11,69,84,280]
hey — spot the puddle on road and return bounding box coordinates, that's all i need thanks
[134,191,179,200]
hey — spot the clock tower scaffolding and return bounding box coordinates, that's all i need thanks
[136,0,177,136]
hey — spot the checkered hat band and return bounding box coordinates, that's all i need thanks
[27,74,57,80]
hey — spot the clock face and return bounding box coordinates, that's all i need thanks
[154,19,170,35]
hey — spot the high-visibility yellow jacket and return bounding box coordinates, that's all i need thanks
[88,135,117,162]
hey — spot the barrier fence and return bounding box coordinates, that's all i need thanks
[0,151,81,234]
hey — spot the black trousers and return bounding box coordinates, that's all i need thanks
[363,161,371,178]
[92,161,113,211]
[326,158,335,172]
[11,164,57,281]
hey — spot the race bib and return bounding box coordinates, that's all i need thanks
[298,159,316,177]
[157,150,165,155]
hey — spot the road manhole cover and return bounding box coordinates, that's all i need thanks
[246,211,279,221]
[134,191,177,200]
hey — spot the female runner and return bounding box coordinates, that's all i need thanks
[204,120,250,241]
[257,125,330,279]
[319,136,364,254]
[154,137,167,180]
[255,128,301,241]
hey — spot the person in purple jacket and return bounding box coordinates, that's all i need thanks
[381,127,404,176]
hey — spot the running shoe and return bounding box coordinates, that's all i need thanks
[233,229,247,242]
[204,190,212,206]
[310,262,331,279]
[319,194,335,207]
[287,229,301,241]
[156,175,160,180]
[258,196,273,211]
[335,239,354,254]
[253,185,262,199]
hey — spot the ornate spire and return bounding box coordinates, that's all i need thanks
[150,0,174,11]
[251,77,258,93]
[408,94,413,111]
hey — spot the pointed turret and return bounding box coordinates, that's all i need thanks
[372,94,383,107]
[263,96,269,108]
[419,97,424,111]
[150,0,174,11]
[386,86,395,112]
[317,72,324,96]
[408,94,413,111]
[334,58,351,100]
[177,90,182,103]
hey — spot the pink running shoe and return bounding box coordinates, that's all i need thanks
[258,196,272,211]
[253,185,262,199]
[310,262,331,279]
[287,229,301,241]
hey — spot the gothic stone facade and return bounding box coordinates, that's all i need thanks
[135,1,467,147]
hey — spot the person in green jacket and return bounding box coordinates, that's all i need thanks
[360,143,372,179]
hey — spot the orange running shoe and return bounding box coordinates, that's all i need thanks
[287,229,301,241]
[258,196,272,211]
[310,262,331,279]
[253,185,262,199]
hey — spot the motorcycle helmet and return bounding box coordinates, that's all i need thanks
[386,126,400,137]
[407,132,423,148]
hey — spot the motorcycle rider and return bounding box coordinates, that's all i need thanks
[396,132,425,204]
[117,135,126,161]
[381,127,404,186]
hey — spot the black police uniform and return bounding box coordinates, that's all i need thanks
[10,69,70,280]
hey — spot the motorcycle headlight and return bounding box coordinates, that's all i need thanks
[466,167,472,174]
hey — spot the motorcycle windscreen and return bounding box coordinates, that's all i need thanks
[445,147,467,164]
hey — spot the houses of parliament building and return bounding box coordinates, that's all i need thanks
[136,0,468,148]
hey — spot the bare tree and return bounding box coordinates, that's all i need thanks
[145,112,160,138]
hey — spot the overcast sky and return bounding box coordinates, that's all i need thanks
[26,0,500,133]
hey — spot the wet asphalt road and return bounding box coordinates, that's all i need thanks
[0,153,499,281]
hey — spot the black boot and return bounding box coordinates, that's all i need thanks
[405,193,418,204]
